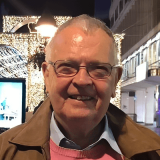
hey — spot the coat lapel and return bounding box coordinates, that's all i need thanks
[107,103,160,159]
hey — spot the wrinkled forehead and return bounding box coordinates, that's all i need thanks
[51,25,114,43]
[45,26,116,62]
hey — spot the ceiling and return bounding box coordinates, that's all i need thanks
[1,0,95,16]
[122,76,160,92]
[0,0,111,32]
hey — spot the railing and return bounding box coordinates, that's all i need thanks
[148,60,160,70]
[122,60,160,81]
[148,60,160,77]
[122,71,136,82]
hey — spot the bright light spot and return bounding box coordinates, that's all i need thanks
[73,34,83,42]
[35,25,57,38]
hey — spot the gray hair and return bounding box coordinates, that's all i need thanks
[45,14,118,63]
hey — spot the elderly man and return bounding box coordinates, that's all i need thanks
[0,15,160,160]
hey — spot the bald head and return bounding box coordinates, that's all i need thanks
[45,14,118,64]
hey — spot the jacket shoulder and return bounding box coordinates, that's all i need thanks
[0,123,26,140]
[0,123,26,159]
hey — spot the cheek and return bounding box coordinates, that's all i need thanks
[48,77,71,105]
[95,79,114,109]
[96,80,113,99]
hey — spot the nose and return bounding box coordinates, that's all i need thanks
[72,67,93,87]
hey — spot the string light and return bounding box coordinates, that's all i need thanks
[1,16,72,111]
[110,33,125,108]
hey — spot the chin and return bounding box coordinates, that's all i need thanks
[64,108,98,121]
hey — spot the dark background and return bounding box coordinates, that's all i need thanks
[0,0,111,32]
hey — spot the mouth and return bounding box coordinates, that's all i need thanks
[69,95,94,101]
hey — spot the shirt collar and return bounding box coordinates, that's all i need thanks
[100,115,122,155]
[50,112,122,154]
[50,112,64,145]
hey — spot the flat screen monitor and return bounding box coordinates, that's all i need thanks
[0,78,26,133]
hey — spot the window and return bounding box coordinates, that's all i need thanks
[158,40,160,58]
[141,52,143,64]
[122,64,125,80]
[151,41,157,64]
[148,45,152,65]
[135,53,140,75]
[131,57,136,76]
[125,61,129,78]
[115,7,118,21]
[136,53,140,67]
[142,48,147,63]
[128,59,132,77]
[110,15,114,28]
[157,40,160,67]
[119,0,123,13]
[128,58,136,77]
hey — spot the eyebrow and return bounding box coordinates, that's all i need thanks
[64,59,110,65]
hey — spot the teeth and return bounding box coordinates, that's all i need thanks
[71,96,92,100]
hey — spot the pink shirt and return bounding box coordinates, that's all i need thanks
[50,139,123,160]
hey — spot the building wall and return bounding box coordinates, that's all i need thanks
[110,0,160,57]
[135,87,156,124]
[122,87,156,123]
[135,90,145,122]
[121,93,129,113]
[110,0,160,124]
[122,31,160,82]
[121,92,135,114]
[145,86,156,124]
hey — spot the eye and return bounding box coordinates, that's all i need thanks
[89,65,111,78]
[56,62,77,75]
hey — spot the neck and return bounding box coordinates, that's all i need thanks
[55,117,105,149]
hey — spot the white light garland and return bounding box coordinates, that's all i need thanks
[110,33,125,108]
[1,16,72,111]
[0,45,28,78]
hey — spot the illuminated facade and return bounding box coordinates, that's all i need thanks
[0,16,72,111]
[110,0,160,124]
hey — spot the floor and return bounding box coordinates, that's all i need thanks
[138,121,160,136]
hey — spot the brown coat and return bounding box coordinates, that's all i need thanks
[0,97,160,160]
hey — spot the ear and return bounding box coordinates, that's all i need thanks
[111,67,123,98]
[42,62,49,93]
[42,62,48,76]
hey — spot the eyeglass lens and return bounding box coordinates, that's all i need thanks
[52,61,112,79]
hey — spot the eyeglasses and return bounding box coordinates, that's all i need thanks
[48,60,120,80]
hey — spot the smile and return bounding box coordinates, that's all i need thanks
[69,95,94,101]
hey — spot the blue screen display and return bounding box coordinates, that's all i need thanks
[0,82,23,129]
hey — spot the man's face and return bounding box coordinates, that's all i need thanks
[43,26,120,126]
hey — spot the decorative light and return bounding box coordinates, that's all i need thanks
[27,13,58,70]
[35,13,57,38]
[1,16,72,111]
[110,33,125,108]
[35,25,57,37]
[0,44,28,78]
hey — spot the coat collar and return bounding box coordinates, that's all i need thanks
[107,103,160,158]
[9,98,160,159]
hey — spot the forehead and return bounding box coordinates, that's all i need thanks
[52,26,113,46]
[47,26,115,63]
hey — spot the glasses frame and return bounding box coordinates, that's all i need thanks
[48,60,121,80]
